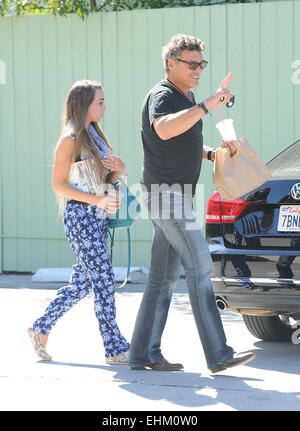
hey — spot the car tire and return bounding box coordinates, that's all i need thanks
[242,314,294,341]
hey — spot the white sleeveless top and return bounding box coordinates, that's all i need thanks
[65,123,110,219]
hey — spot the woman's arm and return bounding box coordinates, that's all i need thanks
[52,135,108,207]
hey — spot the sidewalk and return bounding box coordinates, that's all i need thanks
[0,273,300,412]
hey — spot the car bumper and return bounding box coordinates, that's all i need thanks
[208,238,300,314]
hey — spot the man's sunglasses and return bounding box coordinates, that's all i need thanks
[175,58,208,70]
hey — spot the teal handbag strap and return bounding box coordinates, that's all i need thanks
[108,228,115,261]
[108,227,131,288]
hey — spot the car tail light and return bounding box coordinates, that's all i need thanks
[206,191,247,223]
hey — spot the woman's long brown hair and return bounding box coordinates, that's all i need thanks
[55,80,113,215]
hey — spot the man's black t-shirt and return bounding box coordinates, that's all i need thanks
[141,80,203,197]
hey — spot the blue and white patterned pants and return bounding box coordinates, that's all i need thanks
[32,202,130,358]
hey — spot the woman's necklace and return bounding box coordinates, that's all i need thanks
[166,78,195,104]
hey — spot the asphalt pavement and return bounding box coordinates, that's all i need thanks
[0,273,300,413]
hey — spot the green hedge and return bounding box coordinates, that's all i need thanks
[1,0,263,19]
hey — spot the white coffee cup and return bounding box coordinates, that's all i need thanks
[216,119,237,141]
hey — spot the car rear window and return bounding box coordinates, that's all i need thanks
[267,139,300,179]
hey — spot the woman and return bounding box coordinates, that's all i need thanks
[28,80,130,364]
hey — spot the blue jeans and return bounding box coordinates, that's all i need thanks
[129,192,234,369]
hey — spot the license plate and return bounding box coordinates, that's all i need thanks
[278,205,300,232]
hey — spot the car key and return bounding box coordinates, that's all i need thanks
[226,95,235,108]
[219,95,235,107]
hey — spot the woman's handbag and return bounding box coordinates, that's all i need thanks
[108,177,141,287]
[213,137,272,201]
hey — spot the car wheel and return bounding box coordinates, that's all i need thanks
[242,314,298,341]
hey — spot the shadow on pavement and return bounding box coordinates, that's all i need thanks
[245,340,300,375]
[41,359,300,410]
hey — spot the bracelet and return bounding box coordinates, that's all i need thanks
[207,150,214,162]
[198,102,211,115]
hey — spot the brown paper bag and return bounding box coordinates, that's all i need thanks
[213,137,272,201]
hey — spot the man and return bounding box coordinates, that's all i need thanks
[129,34,255,373]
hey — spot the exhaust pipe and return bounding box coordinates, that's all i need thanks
[216,298,276,315]
[216,298,227,311]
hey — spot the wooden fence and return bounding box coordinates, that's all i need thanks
[0,0,299,271]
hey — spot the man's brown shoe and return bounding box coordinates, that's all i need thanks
[131,357,184,371]
[209,353,256,374]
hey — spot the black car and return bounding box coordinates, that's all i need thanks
[205,139,300,342]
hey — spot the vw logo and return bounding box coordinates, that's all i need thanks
[291,183,300,200]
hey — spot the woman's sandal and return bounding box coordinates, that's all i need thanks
[105,351,129,364]
[28,328,52,361]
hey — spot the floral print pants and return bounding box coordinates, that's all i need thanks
[32,202,130,358]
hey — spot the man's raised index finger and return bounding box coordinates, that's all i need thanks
[220,72,233,89]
